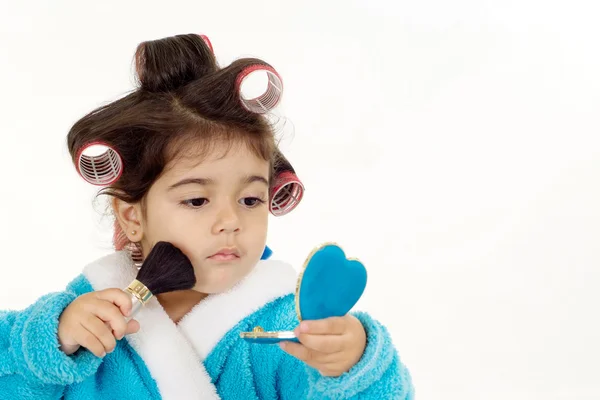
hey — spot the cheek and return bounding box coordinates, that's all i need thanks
[244,213,268,248]
[247,207,269,231]
[143,203,197,253]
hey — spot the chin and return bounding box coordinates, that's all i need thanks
[192,278,242,294]
[191,263,256,294]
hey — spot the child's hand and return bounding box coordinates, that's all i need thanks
[280,315,367,377]
[57,289,140,357]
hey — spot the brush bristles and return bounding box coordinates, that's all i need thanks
[135,242,196,295]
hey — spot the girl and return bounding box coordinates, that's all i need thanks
[0,33,414,399]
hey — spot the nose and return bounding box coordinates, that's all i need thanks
[212,201,241,235]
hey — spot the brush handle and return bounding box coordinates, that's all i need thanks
[103,292,144,335]
[124,292,143,323]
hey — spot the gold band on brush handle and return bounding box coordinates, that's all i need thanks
[125,279,152,305]
[122,279,152,322]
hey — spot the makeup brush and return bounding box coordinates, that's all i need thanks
[122,241,196,321]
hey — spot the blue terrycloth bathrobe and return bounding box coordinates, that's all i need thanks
[0,250,414,399]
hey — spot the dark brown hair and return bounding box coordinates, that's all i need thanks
[66,33,292,205]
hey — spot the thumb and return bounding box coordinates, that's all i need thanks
[125,319,140,335]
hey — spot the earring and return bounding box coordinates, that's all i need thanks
[127,241,144,270]
[112,221,143,269]
[128,230,142,269]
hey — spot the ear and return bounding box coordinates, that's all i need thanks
[112,197,144,243]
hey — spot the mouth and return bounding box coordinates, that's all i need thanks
[208,247,241,261]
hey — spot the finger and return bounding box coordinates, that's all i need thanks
[81,315,117,354]
[125,319,140,335]
[86,299,129,339]
[296,333,345,354]
[279,341,330,365]
[94,288,134,317]
[297,316,347,335]
[73,324,107,358]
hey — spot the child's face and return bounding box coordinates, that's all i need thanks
[139,141,270,294]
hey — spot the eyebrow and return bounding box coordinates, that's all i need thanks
[168,175,269,190]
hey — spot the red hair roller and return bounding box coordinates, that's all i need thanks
[236,64,283,114]
[199,34,213,52]
[270,171,304,216]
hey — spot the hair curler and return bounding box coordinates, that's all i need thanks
[198,34,213,52]
[270,170,304,216]
[75,142,123,186]
[236,64,283,114]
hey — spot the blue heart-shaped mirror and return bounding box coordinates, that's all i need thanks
[241,243,367,344]
[296,243,367,321]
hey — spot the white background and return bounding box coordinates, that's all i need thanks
[1,1,600,399]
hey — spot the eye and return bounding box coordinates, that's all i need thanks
[240,197,266,208]
[182,198,208,208]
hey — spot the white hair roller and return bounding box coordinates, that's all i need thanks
[76,142,123,186]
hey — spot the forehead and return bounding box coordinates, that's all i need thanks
[161,140,270,182]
